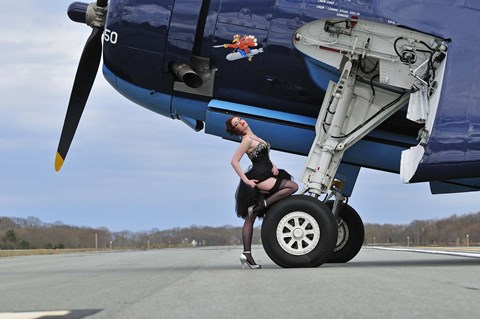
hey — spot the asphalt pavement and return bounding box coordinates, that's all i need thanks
[1,246,480,319]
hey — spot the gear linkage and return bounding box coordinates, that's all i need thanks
[294,18,447,213]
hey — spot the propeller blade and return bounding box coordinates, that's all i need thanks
[55,26,103,171]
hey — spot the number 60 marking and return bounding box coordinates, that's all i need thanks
[104,29,118,44]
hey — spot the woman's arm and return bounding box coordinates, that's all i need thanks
[231,138,257,188]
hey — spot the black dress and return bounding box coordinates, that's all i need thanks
[235,141,292,219]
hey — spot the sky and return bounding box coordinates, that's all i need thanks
[0,1,478,232]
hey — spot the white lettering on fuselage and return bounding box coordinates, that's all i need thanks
[316,0,360,18]
[104,29,118,44]
[316,5,360,18]
[315,0,397,23]
[318,0,335,4]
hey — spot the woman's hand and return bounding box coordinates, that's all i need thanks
[245,179,258,189]
[272,165,279,176]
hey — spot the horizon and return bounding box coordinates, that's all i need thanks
[3,208,480,233]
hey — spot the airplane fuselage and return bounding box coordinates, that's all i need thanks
[70,0,480,192]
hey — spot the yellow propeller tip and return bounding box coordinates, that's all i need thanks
[55,153,64,172]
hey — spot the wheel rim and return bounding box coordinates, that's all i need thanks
[334,218,349,252]
[276,211,321,256]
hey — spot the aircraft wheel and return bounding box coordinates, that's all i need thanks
[326,200,364,263]
[261,195,337,268]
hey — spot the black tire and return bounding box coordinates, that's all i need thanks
[326,201,364,263]
[261,195,337,268]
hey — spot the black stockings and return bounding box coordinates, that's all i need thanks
[242,179,298,265]
[242,214,256,264]
[265,179,298,207]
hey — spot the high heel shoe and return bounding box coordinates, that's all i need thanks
[240,252,262,269]
[247,198,267,217]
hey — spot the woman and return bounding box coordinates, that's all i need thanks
[226,116,298,269]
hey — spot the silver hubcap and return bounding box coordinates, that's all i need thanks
[276,211,320,255]
[334,218,349,252]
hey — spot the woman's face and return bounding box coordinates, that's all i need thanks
[231,117,247,134]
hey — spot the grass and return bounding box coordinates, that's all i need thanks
[0,248,101,258]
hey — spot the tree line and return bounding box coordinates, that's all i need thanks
[0,216,255,250]
[1,212,479,250]
[365,212,480,246]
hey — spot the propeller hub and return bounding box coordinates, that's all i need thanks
[89,2,108,28]
[67,2,88,24]
[67,2,107,28]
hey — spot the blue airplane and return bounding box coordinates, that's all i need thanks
[57,0,480,267]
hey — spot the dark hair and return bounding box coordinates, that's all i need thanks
[225,116,241,136]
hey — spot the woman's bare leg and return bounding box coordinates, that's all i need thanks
[256,177,276,192]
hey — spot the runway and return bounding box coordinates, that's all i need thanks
[1,246,479,319]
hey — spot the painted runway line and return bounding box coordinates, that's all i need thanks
[0,310,101,319]
[370,246,480,258]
